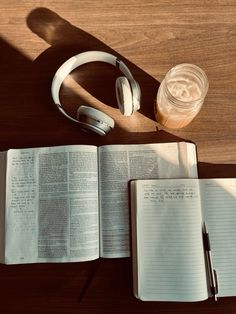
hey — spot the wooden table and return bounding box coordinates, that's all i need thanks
[1,1,236,313]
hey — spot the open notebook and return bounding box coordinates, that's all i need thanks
[130,178,236,302]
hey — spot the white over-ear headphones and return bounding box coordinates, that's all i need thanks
[51,51,141,135]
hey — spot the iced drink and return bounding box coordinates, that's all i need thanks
[155,64,209,129]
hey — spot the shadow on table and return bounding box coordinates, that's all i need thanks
[26,7,159,125]
[198,162,236,178]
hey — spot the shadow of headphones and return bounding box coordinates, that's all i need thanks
[51,51,141,135]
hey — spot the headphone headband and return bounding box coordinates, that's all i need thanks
[52,51,139,112]
[52,51,122,103]
[51,51,141,134]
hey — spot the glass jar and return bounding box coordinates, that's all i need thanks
[155,63,209,129]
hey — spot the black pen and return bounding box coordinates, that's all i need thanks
[202,221,218,301]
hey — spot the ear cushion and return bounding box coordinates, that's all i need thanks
[115,77,133,116]
[77,106,115,136]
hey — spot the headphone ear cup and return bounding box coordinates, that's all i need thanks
[115,77,133,116]
[77,106,115,136]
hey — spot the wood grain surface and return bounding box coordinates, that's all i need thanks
[1,1,236,313]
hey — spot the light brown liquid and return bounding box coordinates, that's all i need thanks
[155,106,196,129]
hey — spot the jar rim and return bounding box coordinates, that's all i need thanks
[165,63,209,106]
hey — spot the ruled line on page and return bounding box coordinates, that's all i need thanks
[201,179,236,297]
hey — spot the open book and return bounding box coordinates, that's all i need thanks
[130,178,236,302]
[0,142,197,264]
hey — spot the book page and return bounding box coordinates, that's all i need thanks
[201,178,236,297]
[0,152,7,263]
[132,179,208,302]
[4,145,99,264]
[98,142,198,258]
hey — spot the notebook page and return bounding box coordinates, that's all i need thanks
[201,178,236,297]
[135,179,208,301]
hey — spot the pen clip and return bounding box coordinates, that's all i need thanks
[212,269,218,301]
